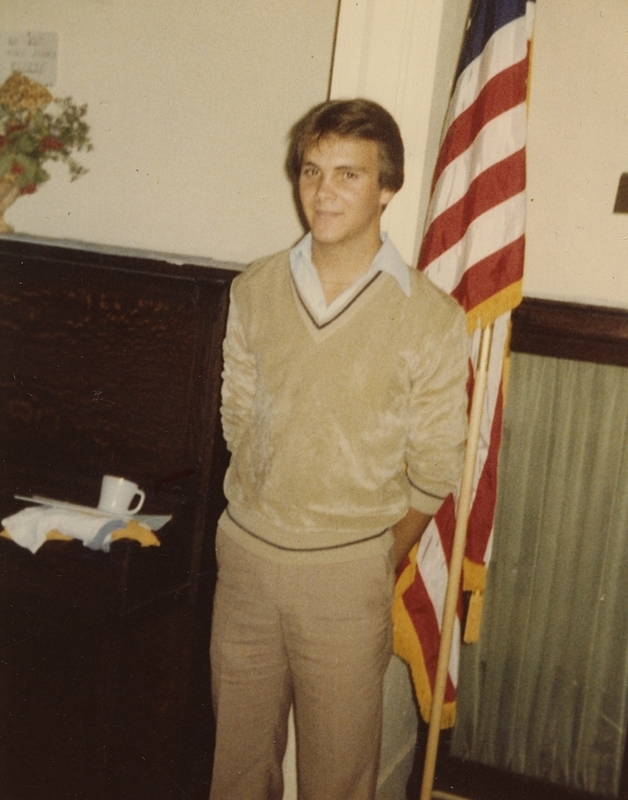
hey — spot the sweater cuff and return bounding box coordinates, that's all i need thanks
[409,483,447,516]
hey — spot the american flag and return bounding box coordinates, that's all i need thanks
[392,0,536,727]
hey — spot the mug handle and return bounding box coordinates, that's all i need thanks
[127,489,145,514]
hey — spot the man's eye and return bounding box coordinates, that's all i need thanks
[344,171,358,180]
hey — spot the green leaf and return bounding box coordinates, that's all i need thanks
[14,153,38,184]
[16,133,38,154]
[0,152,13,178]
[35,166,50,184]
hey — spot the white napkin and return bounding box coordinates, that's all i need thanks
[2,506,126,554]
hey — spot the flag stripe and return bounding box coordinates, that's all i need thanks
[421,192,526,296]
[431,60,529,192]
[392,556,458,726]
[464,381,504,564]
[417,522,451,619]
[442,16,531,147]
[414,495,459,701]
[402,571,457,704]
[422,149,526,268]
[430,103,528,221]
[465,313,509,495]
[451,236,525,313]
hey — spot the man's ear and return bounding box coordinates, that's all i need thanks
[380,187,395,212]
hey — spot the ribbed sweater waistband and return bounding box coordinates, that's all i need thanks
[218,507,394,565]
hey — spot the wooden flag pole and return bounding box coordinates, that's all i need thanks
[419,322,494,800]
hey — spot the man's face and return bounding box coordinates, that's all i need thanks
[298,135,395,252]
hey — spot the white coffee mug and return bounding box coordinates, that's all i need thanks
[98,475,145,515]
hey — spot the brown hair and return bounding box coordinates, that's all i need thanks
[286,98,404,193]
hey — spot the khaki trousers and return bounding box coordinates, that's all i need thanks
[209,528,394,800]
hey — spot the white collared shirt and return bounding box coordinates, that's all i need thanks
[289,233,411,325]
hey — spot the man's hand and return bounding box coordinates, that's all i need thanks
[391,507,433,569]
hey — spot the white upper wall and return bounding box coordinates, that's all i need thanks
[0,0,339,264]
[1,0,626,309]
[524,0,628,308]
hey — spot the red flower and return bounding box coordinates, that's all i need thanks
[20,183,37,195]
[6,123,25,135]
[11,162,24,175]
[41,136,63,150]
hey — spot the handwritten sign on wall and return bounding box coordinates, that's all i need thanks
[0,32,58,87]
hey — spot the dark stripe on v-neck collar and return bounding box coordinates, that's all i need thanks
[291,271,383,331]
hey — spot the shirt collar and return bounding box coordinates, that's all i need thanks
[290,232,411,298]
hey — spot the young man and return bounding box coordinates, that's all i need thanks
[209,99,468,800]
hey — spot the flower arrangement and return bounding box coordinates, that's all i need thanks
[0,71,93,232]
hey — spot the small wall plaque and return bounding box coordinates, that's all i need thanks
[0,31,58,87]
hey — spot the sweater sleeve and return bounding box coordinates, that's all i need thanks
[220,284,257,454]
[405,304,469,516]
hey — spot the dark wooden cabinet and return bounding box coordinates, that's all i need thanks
[0,237,237,799]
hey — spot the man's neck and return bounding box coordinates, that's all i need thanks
[311,233,382,305]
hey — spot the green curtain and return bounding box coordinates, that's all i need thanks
[452,352,628,797]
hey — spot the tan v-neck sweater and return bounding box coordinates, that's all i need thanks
[219,249,468,562]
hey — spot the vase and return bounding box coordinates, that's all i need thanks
[0,174,21,234]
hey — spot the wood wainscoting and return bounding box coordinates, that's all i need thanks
[510,297,628,368]
[407,297,628,800]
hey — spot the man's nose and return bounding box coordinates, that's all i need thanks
[315,172,336,198]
